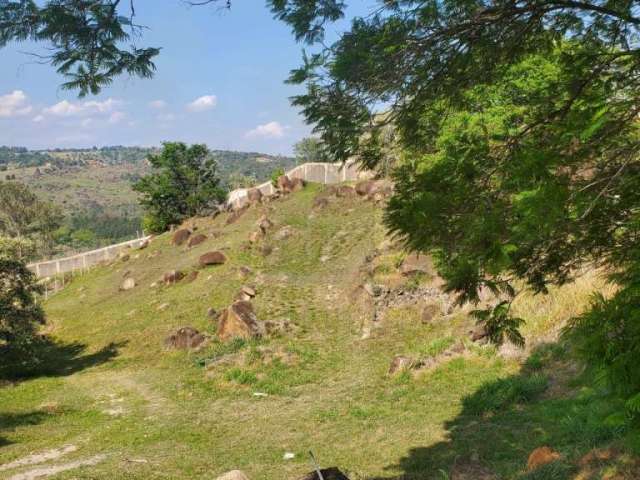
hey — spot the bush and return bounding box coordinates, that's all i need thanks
[270,167,285,187]
[463,374,549,416]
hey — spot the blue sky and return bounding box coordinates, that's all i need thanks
[0,1,373,155]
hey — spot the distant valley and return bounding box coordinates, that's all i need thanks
[0,146,296,256]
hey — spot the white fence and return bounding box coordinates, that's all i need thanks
[28,236,150,279]
[227,160,372,209]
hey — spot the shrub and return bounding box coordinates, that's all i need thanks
[463,374,549,416]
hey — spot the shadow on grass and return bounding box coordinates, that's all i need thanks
[0,338,127,382]
[367,343,629,480]
[0,411,48,449]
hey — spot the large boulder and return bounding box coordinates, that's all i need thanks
[290,177,305,191]
[172,228,191,246]
[355,179,393,199]
[199,251,227,267]
[335,185,356,198]
[277,174,294,192]
[215,471,250,480]
[257,215,273,233]
[527,447,561,472]
[388,355,414,375]
[248,230,264,244]
[163,270,185,285]
[120,277,136,291]
[218,301,264,341]
[247,188,263,203]
[187,233,207,248]
[164,327,206,350]
[400,253,432,276]
[298,468,350,480]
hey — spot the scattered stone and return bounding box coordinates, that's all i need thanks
[313,196,330,210]
[164,327,206,350]
[185,271,199,283]
[298,467,350,480]
[218,301,264,341]
[320,255,330,263]
[138,239,149,249]
[226,204,250,225]
[335,185,356,198]
[247,187,263,203]
[120,278,136,291]
[400,252,432,276]
[150,282,158,288]
[274,226,295,241]
[527,446,561,472]
[388,355,414,375]
[421,303,441,324]
[122,270,131,278]
[157,303,170,311]
[470,324,489,343]
[238,266,253,278]
[363,283,386,297]
[253,392,268,397]
[163,270,185,285]
[249,230,264,244]
[257,215,273,233]
[215,470,250,480]
[579,448,616,467]
[277,174,294,192]
[207,307,218,319]
[187,233,207,248]
[119,253,130,262]
[172,228,191,246]
[290,177,305,191]
[283,452,295,460]
[241,286,256,297]
[261,245,273,257]
[264,318,296,336]
[199,251,227,267]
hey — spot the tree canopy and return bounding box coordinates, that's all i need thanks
[133,142,226,233]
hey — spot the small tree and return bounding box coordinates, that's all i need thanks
[0,241,45,364]
[133,143,226,233]
[293,137,328,165]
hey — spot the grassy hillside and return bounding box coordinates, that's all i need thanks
[1,184,638,479]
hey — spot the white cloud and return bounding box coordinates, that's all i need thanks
[108,111,126,124]
[0,90,33,117]
[245,121,287,139]
[149,100,167,109]
[186,95,217,112]
[81,118,93,128]
[42,98,120,117]
[157,113,176,123]
[32,114,44,123]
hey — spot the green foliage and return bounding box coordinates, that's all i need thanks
[0,256,45,364]
[293,137,328,164]
[270,167,285,186]
[133,143,226,233]
[0,181,63,260]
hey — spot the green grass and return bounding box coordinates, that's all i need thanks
[0,185,636,479]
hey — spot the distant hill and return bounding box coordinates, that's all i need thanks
[0,146,297,255]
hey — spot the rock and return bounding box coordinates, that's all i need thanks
[400,253,432,276]
[214,470,250,480]
[355,179,393,199]
[238,266,253,278]
[163,270,185,285]
[355,179,376,196]
[185,271,199,283]
[277,174,293,192]
[335,185,356,198]
[313,196,330,210]
[261,245,273,257]
[290,177,305,191]
[527,447,561,472]
[187,233,207,248]
[164,327,206,350]
[119,253,130,262]
[579,448,616,467]
[218,301,264,341]
[298,467,350,480]
[274,226,294,241]
[264,318,296,336]
[120,278,136,291]
[157,303,170,311]
[199,251,227,267]
[249,230,264,243]
[172,228,191,246]
[363,283,385,297]
[138,240,149,249]
[257,215,273,233]
[470,324,489,343]
[207,307,218,319]
[226,204,249,225]
[421,303,441,324]
[247,188,263,203]
[388,355,414,375]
